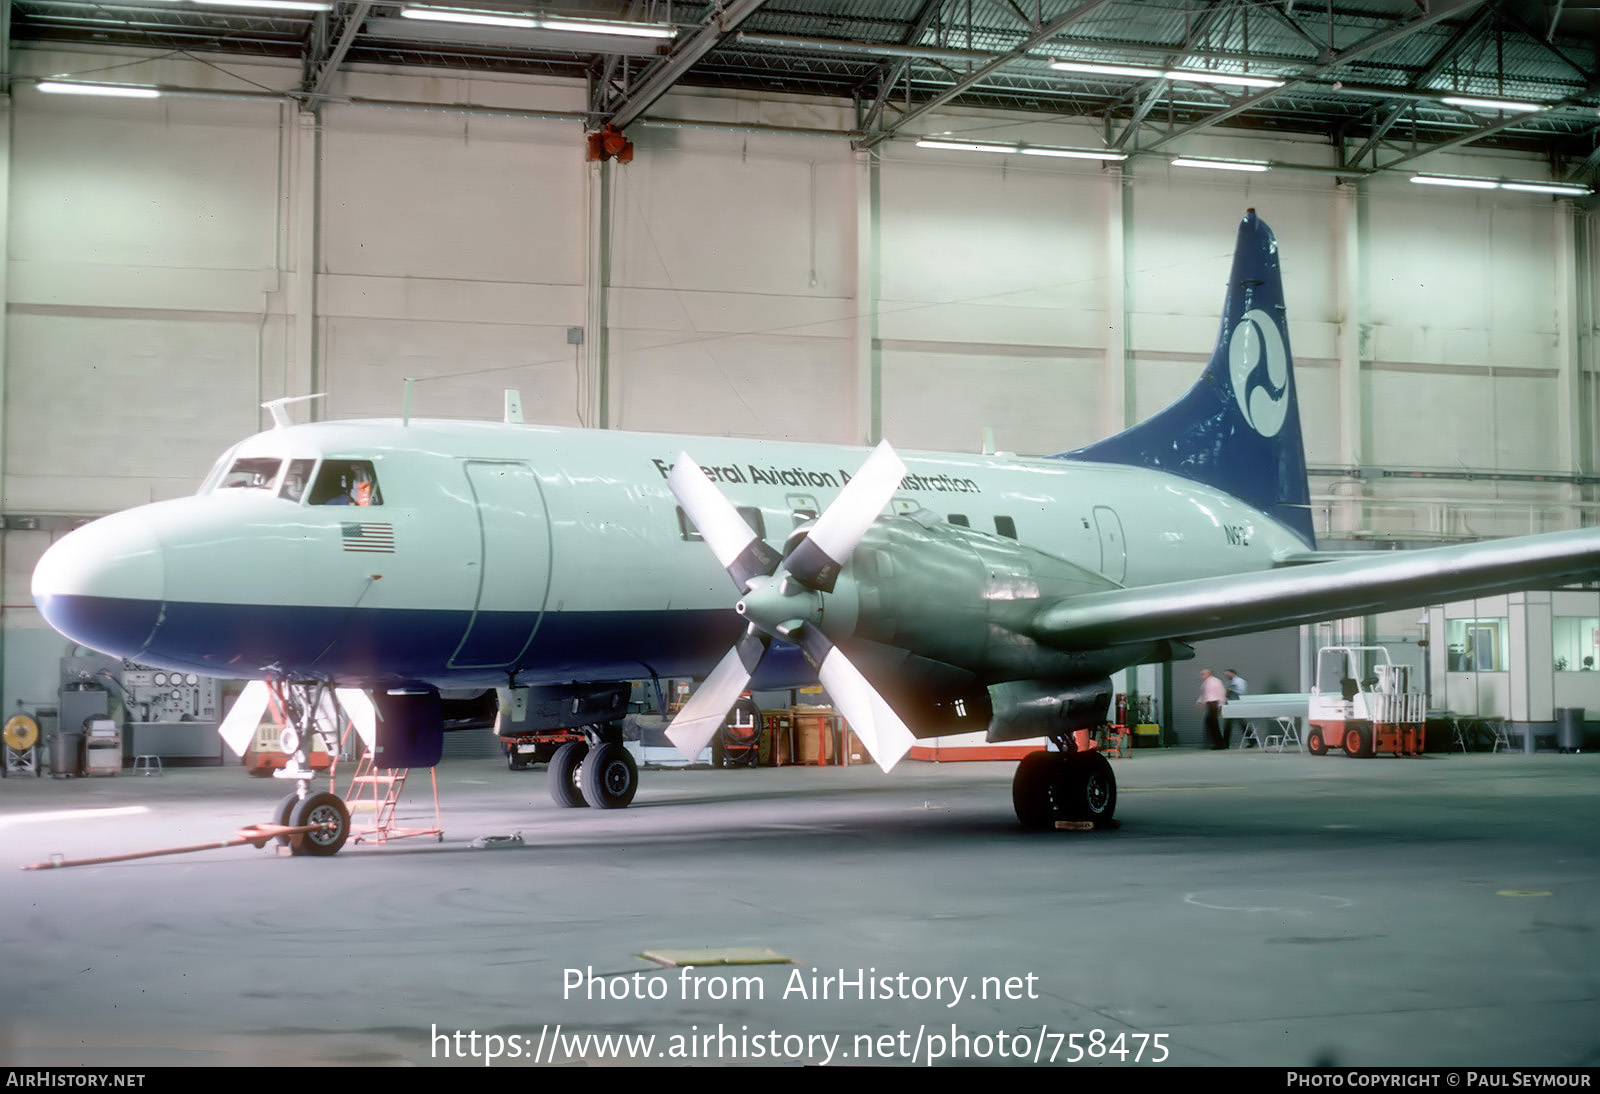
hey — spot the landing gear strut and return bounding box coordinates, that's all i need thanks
[1011,735,1118,831]
[267,680,353,855]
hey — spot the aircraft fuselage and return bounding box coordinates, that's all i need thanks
[33,417,1308,695]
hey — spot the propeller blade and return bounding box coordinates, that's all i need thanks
[665,630,769,760]
[790,623,915,773]
[667,452,781,591]
[218,679,270,758]
[785,440,906,592]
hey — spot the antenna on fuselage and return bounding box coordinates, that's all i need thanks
[261,393,327,429]
[505,389,524,424]
[402,378,415,427]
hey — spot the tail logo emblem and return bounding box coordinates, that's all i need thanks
[1228,308,1291,438]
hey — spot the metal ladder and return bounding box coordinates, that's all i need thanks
[343,753,443,845]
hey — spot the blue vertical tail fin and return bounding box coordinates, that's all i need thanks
[1058,209,1315,548]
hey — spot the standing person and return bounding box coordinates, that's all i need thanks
[1223,668,1249,748]
[1196,669,1226,750]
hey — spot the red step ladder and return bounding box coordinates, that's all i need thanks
[342,752,443,845]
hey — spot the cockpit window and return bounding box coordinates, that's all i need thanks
[219,458,281,491]
[197,451,234,494]
[280,459,316,504]
[309,459,383,507]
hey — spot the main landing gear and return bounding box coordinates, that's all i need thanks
[1011,737,1118,831]
[547,723,638,810]
[266,681,353,856]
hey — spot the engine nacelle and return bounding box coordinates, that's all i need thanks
[986,678,1113,743]
[826,511,1129,681]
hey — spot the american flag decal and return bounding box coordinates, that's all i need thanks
[341,522,395,553]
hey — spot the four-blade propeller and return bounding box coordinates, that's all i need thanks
[663,441,917,773]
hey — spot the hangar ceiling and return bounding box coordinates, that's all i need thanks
[11,0,1600,184]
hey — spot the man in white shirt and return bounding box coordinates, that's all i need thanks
[1196,669,1226,750]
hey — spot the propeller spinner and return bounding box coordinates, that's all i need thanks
[664,442,917,773]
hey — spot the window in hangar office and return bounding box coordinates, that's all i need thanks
[1447,617,1507,672]
[1553,614,1600,671]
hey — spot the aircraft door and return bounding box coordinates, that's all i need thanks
[1092,505,1127,584]
[449,460,552,669]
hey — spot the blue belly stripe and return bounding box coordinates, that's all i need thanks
[39,594,810,690]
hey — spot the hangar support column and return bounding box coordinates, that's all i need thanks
[1576,208,1599,493]
[1333,182,1367,538]
[586,157,612,430]
[288,108,320,418]
[1104,165,1132,435]
[1553,200,1584,521]
[854,149,881,445]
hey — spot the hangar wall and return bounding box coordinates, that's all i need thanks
[2,48,1595,717]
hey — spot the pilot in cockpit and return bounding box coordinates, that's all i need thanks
[324,464,375,506]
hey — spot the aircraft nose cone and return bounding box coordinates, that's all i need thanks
[32,512,165,659]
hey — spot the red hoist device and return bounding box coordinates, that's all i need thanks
[587,125,634,163]
[1306,645,1428,757]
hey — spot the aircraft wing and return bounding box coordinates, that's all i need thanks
[1029,527,1600,651]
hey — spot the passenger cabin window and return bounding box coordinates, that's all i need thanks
[676,507,703,542]
[219,458,281,491]
[948,514,970,527]
[279,459,316,504]
[678,506,766,543]
[737,506,766,541]
[786,494,819,528]
[994,516,1017,539]
[310,459,383,507]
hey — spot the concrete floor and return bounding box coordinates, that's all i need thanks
[1,748,1596,1068]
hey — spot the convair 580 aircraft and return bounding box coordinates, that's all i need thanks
[32,211,1600,854]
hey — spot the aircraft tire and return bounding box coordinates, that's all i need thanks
[274,791,300,847]
[1065,752,1117,826]
[1307,729,1327,756]
[548,742,589,808]
[579,742,638,809]
[290,792,350,857]
[1012,751,1065,831]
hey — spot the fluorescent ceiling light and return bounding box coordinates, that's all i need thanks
[401,7,536,27]
[918,138,1125,160]
[916,139,1018,153]
[540,17,676,39]
[1019,147,1127,161]
[1171,157,1269,173]
[400,7,675,37]
[1410,175,1498,190]
[1501,181,1589,195]
[1440,96,1542,113]
[1048,60,1163,79]
[205,0,332,9]
[1166,70,1285,89]
[38,80,161,98]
